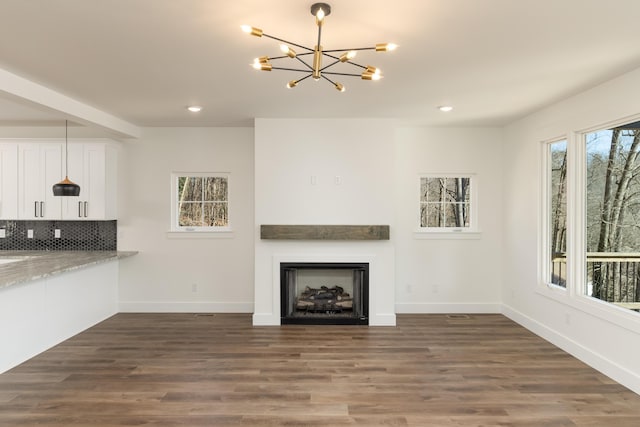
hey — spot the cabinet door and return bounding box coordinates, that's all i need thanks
[18,143,42,219]
[18,143,63,219]
[40,144,63,219]
[61,143,84,219]
[83,144,107,219]
[61,143,113,220]
[0,144,18,219]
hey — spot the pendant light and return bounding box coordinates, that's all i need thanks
[52,120,80,196]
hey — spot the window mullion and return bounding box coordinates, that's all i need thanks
[570,131,585,297]
[200,177,205,226]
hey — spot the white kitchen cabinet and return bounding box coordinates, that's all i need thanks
[62,142,117,220]
[0,143,18,219]
[18,141,63,219]
[1,139,117,221]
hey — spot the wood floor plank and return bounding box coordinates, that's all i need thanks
[0,313,639,426]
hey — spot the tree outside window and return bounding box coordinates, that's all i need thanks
[586,123,640,306]
[174,174,228,229]
[549,140,567,287]
[420,177,471,228]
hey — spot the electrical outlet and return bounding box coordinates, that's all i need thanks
[335,175,342,185]
[0,229,5,238]
[27,229,34,239]
[192,283,198,293]
[54,229,61,238]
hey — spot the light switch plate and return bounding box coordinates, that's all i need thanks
[55,229,61,238]
[27,229,34,238]
[0,229,5,238]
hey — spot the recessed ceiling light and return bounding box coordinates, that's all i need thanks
[187,106,202,113]
[438,105,453,112]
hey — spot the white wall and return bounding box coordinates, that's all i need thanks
[394,127,504,313]
[503,66,640,394]
[253,119,397,325]
[117,127,255,312]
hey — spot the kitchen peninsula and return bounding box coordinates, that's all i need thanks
[0,250,137,373]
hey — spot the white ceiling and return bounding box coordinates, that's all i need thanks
[1,0,640,132]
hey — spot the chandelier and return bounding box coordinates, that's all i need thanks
[241,2,397,92]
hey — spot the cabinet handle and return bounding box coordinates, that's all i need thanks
[84,201,88,218]
[34,201,38,217]
[78,201,82,218]
[40,202,44,218]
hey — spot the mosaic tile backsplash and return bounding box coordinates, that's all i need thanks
[0,220,116,251]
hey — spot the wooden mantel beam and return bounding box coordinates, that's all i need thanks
[260,225,390,241]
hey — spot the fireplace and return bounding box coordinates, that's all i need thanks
[280,262,369,325]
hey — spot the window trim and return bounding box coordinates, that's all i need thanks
[414,173,480,238]
[169,172,232,234]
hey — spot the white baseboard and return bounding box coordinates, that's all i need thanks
[502,304,640,396]
[118,301,253,313]
[369,313,396,326]
[252,313,279,326]
[395,302,502,314]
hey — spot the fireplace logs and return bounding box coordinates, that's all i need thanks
[296,285,353,313]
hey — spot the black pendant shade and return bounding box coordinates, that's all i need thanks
[53,120,80,197]
[52,177,80,196]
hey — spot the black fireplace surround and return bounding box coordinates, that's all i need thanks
[280,262,369,325]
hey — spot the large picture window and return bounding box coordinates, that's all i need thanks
[585,123,640,310]
[171,173,229,231]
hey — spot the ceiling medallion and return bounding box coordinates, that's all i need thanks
[241,3,397,92]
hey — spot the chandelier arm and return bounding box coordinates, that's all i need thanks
[262,33,314,52]
[295,56,315,71]
[320,53,366,70]
[335,59,368,70]
[267,52,313,63]
[272,66,315,73]
[322,73,348,92]
[322,47,376,53]
[296,74,314,84]
[322,71,363,77]
[320,59,341,71]
[321,74,338,86]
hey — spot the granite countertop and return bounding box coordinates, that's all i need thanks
[0,251,137,290]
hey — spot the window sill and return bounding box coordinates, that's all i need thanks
[166,229,234,239]
[413,229,482,240]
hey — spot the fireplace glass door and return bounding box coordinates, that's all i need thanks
[280,262,369,325]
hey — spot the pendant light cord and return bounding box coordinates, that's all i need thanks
[65,120,69,177]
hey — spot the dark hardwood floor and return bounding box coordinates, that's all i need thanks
[0,313,639,426]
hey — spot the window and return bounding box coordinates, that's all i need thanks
[585,123,640,310]
[418,175,476,232]
[548,139,567,288]
[171,173,229,231]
